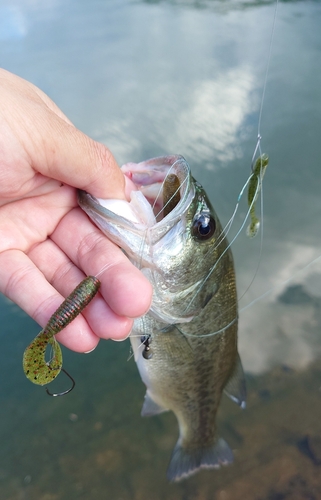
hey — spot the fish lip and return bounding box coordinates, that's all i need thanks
[78,190,142,232]
[78,155,194,236]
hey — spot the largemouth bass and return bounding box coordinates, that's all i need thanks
[78,155,246,481]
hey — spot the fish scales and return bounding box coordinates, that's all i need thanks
[78,155,245,481]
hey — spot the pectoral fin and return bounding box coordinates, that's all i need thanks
[141,391,169,417]
[224,354,246,409]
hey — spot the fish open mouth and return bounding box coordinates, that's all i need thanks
[119,155,192,224]
[77,155,207,323]
[78,155,195,272]
[78,155,194,234]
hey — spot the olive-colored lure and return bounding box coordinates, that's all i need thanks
[246,154,269,238]
[23,276,101,387]
[163,174,181,218]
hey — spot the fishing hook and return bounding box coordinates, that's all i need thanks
[45,368,76,397]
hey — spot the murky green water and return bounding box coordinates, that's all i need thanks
[1,0,321,498]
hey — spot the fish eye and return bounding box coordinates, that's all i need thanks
[192,214,216,240]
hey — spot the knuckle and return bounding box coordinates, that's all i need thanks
[85,141,124,195]
[77,230,104,263]
[50,261,75,287]
[88,142,114,179]
[76,229,124,276]
[3,260,32,299]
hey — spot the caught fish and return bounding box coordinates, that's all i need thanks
[247,153,269,238]
[78,155,246,481]
[23,276,100,388]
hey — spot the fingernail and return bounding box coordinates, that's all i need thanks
[110,332,131,342]
[124,175,138,201]
[84,346,97,354]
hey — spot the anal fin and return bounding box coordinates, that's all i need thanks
[141,391,169,417]
[224,353,246,409]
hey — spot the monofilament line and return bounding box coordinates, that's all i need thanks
[252,0,279,168]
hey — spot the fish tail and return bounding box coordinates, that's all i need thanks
[167,437,233,482]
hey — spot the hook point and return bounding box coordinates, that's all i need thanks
[45,368,76,397]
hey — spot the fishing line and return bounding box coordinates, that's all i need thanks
[95,0,280,339]
[178,242,321,340]
[147,161,191,310]
[155,181,183,221]
[183,178,262,315]
[254,0,279,163]
[230,0,279,301]
[96,264,114,279]
[189,11,277,312]
[211,0,278,262]
[151,157,181,214]
[237,159,265,302]
[172,0,280,337]
[174,318,238,339]
[135,158,186,277]
[238,0,279,299]
[219,173,252,241]
[129,247,321,343]
[240,251,321,313]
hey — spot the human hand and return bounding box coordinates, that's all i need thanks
[0,69,152,352]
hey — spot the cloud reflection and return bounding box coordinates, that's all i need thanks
[165,68,257,167]
[0,6,27,40]
[97,66,258,170]
[239,244,321,374]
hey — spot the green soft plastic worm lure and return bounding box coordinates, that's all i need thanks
[246,154,269,238]
[23,276,101,388]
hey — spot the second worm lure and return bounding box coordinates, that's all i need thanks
[247,154,269,238]
[23,276,101,387]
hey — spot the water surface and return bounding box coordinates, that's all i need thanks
[1,0,321,498]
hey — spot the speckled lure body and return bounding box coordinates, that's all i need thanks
[247,154,269,238]
[23,276,101,386]
[162,174,181,218]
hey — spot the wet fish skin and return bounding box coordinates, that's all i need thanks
[78,155,246,481]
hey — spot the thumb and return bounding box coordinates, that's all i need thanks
[1,69,126,200]
[34,117,126,200]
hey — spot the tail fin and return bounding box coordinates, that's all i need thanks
[167,438,233,482]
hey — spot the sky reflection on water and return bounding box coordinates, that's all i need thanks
[0,0,321,497]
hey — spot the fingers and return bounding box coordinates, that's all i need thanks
[28,238,134,343]
[0,187,152,345]
[0,250,99,352]
[50,207,153,319]
[34,121,127,200]
[0,248,135,352]
[0,70,153,353]
[0,206,153,349]
[0,69,126,200]
[0,185,76,253]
